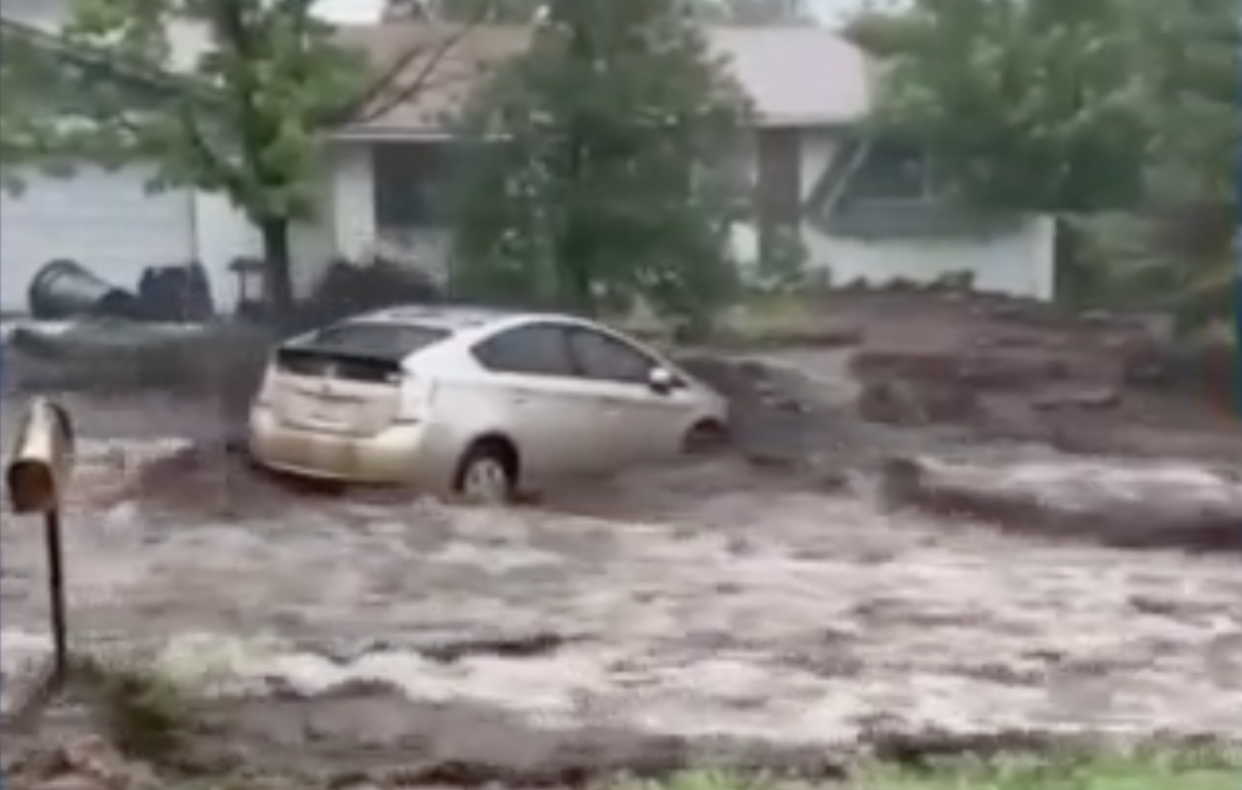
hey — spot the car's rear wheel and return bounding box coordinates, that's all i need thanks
[682,419,729,455]
[454,438,518,505]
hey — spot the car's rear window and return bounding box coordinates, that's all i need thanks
[302,321,450,359]
[275,321,450,381]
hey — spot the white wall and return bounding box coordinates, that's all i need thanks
[791,131,1056,299]
[191,147,358,305]
[723,130,1055,299]
[327,143,376,263]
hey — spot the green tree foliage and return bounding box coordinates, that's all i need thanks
[2,0,368,315]
[852,0,1237,326]
[449,0,751,333]
[853,0,1152,213]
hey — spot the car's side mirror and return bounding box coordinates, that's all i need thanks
[647,366,681,394]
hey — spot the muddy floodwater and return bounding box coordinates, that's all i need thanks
[1,323,1239,785]
[3,438,1239,757]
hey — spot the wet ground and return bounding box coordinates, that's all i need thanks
[3,437,1241,749]
[1,339,1239,787]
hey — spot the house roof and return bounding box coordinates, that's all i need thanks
[334,23,528,137]
[334,23,873,138]
[4,16,873,138]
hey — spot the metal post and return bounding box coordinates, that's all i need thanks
[43,508,69,685]
[5,397,77,702]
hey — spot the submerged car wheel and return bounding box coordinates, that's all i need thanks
[454,438,518,505]
[682,419,729,455]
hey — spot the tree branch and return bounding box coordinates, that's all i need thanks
[180,107,249,206]
[346,12,487,126]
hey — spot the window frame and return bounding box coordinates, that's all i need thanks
[563,325,663,385]
[469,322,578,378]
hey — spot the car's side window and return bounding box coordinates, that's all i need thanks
[471,324,576,376]
[567,328,657,384]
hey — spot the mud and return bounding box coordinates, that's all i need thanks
[2,436,1241,785]
[2,289,1239,788]
[820,289,1240,462]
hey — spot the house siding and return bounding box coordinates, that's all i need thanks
[793,130,1055,298]
[195,145,355,305]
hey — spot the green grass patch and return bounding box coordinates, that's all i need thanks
[621,749,1240,790]
[860,749,1239,789]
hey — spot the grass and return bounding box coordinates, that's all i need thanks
[857,749,1239,789]
[69,652,200,765]
[24,653,1241,790]
[627,749,1240,790]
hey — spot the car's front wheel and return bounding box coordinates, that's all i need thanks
[454,438,519,505]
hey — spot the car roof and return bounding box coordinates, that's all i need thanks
[352,304,597,333]
[356,304,525,331]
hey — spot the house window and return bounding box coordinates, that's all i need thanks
[847,139,935,201]
[372,142,449,230]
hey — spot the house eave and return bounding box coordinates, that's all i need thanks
[331,112,868,142]
[331,126,458,142]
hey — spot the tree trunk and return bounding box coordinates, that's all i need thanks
[259,217,295,324]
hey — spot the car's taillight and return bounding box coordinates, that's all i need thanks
[394,374,434,423]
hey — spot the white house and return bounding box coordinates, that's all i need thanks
[0,3,1054,315]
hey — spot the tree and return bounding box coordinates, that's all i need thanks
[0,0,475,320]
[852,0,1236,325]
[0,23,53,191]
[852,0,1152,212]
[449,0,751,332]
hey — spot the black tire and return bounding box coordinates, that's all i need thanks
[453,437,519,504]
[682,419,730,455]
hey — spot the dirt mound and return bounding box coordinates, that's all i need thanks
[879,456,1242,553]
[825,288,1239,461]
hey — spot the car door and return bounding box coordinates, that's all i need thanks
[468,323,600,482]
[564,326,696,465]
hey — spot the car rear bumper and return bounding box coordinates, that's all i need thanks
[247,407,454,489]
